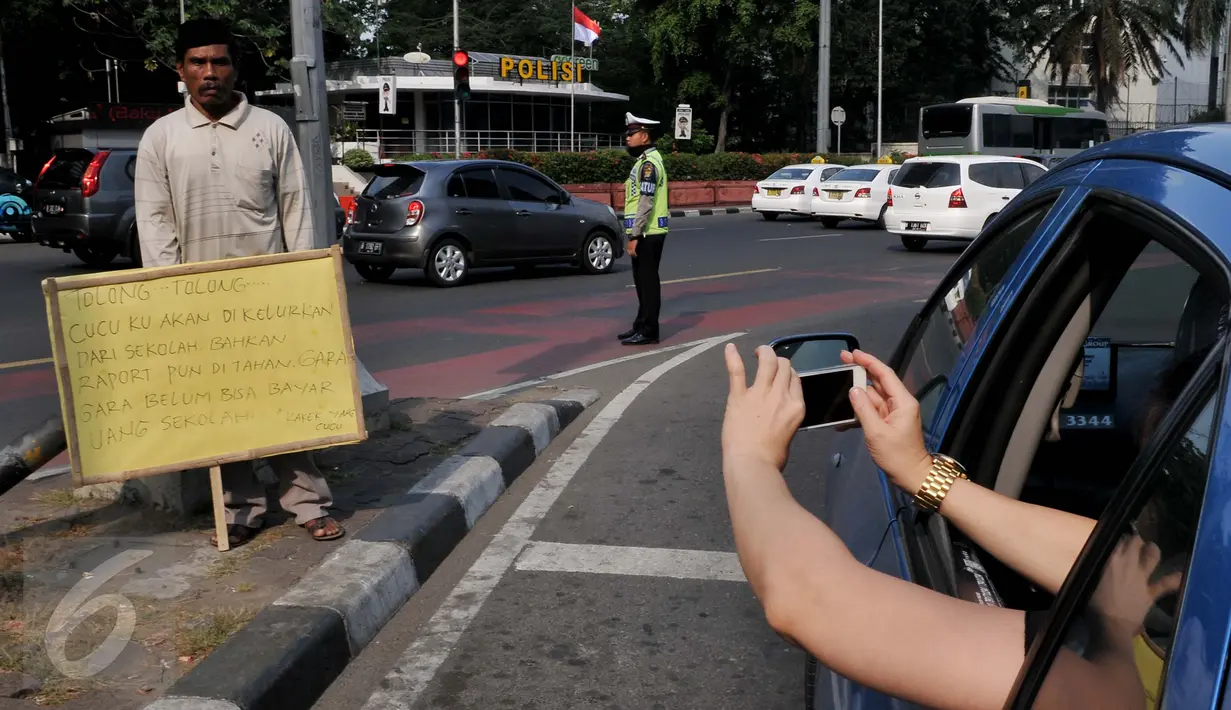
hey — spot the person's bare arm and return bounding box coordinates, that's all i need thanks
[133,125,180,266]
[724,346,1026,710]
[843,349,1096,595]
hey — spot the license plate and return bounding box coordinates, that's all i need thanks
[358,241,382,255]
[766,189,783,197]
[42,204,63,215]
[905,222,929,231]
[826,191,843,200]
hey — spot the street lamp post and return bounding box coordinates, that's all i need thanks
[816,0,831,154]
[875,0,883,159]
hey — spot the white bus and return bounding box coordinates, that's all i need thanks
[918,96,1110,160]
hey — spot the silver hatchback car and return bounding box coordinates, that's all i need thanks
[342,159,624,287]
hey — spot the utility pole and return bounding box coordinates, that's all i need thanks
[1223,9,1231,122]
[289,0,390,411]
[816,0,831,154]
[0,32,14,170]
[453,0,461,157]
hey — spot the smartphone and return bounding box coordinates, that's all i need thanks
[797,364,866,431]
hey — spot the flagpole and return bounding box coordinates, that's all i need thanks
[570,0,576,152]
[588,43,593,135]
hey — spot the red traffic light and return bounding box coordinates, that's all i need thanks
[452,50,470,67]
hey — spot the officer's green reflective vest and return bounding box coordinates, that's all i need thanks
[623,148,669,235]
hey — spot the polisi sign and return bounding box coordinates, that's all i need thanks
[499,57,587,83]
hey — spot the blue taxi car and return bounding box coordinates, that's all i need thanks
[776,124,1231,709]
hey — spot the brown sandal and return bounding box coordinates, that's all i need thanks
[210,524,260,548]
[303,516,345,541]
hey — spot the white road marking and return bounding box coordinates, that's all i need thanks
[758,234,842,242]
[671,227,705,232]
[515,542,746,583]
[28,465,71,482]
[462,332,745,400]
[625,267,780,288]
[360,335,736,710]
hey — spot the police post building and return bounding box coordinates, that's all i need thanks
[256,51,629,156]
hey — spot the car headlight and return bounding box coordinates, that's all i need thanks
[606,205,616,218]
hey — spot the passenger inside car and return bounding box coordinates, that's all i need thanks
[721,338,1218,710]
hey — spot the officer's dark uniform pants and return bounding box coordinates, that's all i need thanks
[631,233,667,338]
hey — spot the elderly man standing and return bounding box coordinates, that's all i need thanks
[135,18,344,547]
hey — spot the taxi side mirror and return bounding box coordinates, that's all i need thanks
[769,333,860,372]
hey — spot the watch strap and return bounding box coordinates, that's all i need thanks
[914,454,968,513]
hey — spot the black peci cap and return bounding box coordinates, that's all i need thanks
[176,18,236,61]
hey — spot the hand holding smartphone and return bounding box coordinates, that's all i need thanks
[796,364,867,431]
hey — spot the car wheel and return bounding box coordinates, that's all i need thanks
[901,235,927,252]
[876,203,888,229]
[581,230,615,274]
[355,264,396,283]
[425,238,469,287]
[821,217,841,229]
[73,243,118,266]
[760,212,778,221]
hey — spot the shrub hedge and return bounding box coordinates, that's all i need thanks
[385,149,902,184]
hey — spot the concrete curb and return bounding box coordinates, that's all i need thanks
[669,206,753,218]
[144,389,600,710]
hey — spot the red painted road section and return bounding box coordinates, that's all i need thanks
[0,270,933,404]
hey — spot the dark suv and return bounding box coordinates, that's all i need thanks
[33,148,140,266]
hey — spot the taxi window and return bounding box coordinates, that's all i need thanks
[899,203,1052,435]
[1024,393,1215,710]
[767,168,815,181]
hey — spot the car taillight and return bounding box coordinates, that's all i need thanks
[948,188,967,208]
[37,156,55,188]
[753,185,760,194]
[886,188,893,207]
[854,187,871,199]
[790,186,805,195]
[812,187,820,196]
[81,151,111,197]
[406,200,425,227]
[346,202,356,225]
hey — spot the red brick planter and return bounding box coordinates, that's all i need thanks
[560,180,757,210]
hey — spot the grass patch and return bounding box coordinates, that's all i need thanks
[175,608,256,659]
[204,525,291,579]
[235,583,255,593]
[31,489,77,509]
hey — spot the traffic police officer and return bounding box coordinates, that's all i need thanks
[619,112,669,346]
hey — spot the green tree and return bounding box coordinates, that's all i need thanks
[637,0,814,151]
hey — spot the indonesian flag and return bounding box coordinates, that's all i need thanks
[573,7,601,46]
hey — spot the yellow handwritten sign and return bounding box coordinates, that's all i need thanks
[499,57,585,83]
[42,247,366,486]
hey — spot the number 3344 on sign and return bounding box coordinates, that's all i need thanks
[1063,414,1114,429]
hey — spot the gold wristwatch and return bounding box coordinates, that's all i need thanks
[913,453,968,513]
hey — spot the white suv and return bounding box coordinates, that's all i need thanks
[884,155,1047,251]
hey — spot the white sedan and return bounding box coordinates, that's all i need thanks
[809,164,899,228]
[751,164,843,221]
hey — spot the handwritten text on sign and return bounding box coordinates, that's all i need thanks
[46,252,364,484]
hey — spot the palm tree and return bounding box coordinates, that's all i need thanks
[1028,0,1184,112]
[1176,0,1228,110]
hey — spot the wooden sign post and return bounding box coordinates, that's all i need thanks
[42,246,367,551]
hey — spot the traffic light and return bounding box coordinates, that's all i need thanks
[453,49,471,102]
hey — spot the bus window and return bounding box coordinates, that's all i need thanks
[921,105,973,139]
